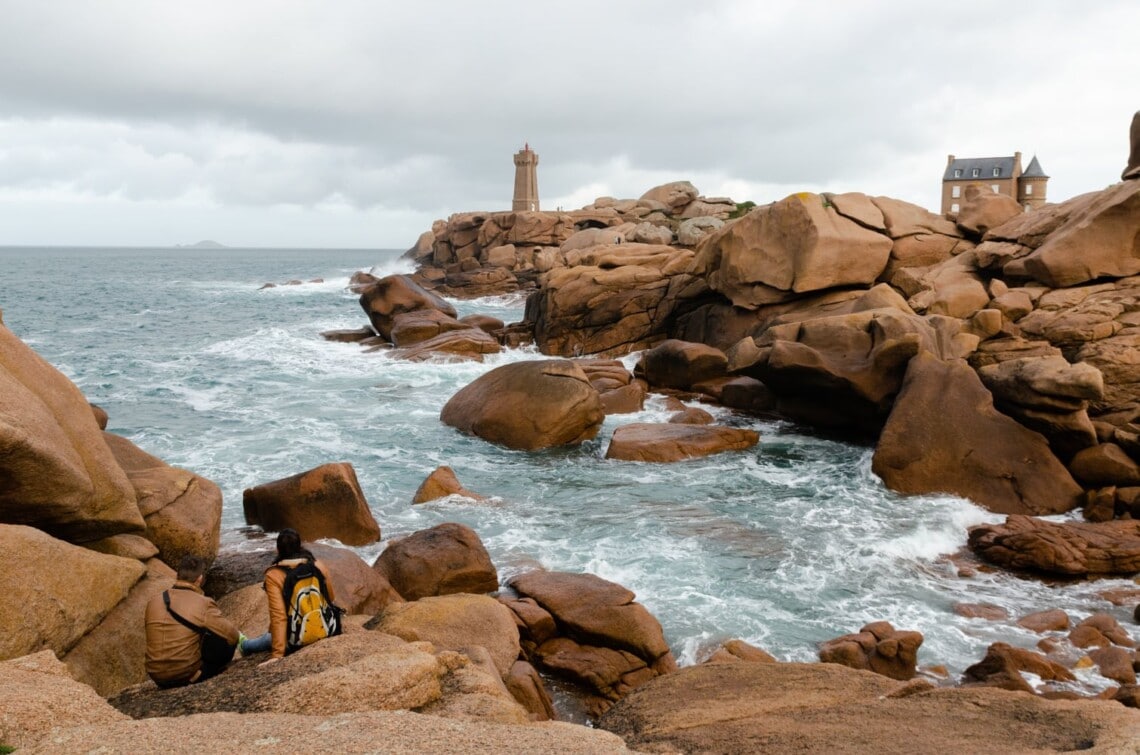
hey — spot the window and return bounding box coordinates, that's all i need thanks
[950,203,960,213]
[993,167,1001,177]
[951,185,961,198]
[1025,184,1033,196]
[972,168,980,177]
[953,169,962,178]
[992,185,1000,193]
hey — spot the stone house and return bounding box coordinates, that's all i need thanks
[941,152,1048,216]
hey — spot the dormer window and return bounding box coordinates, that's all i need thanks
[993,167,1001,177]
[953,169,962,178]
[971,168,980,177]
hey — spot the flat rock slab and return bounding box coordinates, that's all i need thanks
[605,423,758,462]
[968,514,1140,576]
[597,662,1140,754]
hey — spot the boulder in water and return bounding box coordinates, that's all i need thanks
[242,462,381,546]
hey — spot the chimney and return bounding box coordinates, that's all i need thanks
[947,154,955,166]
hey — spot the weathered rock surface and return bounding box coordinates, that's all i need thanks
[693,192,892,307]
[371,593,520,678]
[1126,110,1140,180]
[968,514,1140,575]
[955,183,1024,239]
[309,543,403,616]
[441,360,605,450]
[2,524,145,661]
[0,322,145,543]
[242,462,381,545]
[63,556,174,696]
[873,353,1082,514]
[597,661,1140,755]
[818,620,923,681]
[103,432,223,567]
[605,423,759,462]
[373,522,498,601]
[0,650,128,751]
[31,710,632,754]
[358,274,458,339]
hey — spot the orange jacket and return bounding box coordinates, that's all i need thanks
[144,580,239,685]
[264,557,337,659]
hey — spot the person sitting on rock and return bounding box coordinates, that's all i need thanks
[144,554,241,688]
[240,528,341,664]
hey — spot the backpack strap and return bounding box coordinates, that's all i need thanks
[163,590,204,635]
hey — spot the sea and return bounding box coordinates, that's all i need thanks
[3,246,1135,694]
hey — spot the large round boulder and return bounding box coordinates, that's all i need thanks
[0,323,144,543]
[242,462,381,546]
[637,339,727,389]
[373,522,498,601]
[441,360,605,450]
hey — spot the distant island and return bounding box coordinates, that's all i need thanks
[176,240,227,249]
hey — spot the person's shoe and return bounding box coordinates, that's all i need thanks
[238,632,249,657]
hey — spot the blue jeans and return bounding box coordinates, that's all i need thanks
[241,632,272,655]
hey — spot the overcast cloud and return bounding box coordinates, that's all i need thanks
[0,0,1136,248]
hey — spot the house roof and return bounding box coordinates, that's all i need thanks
[943,156,1017,181]
[1021,155,1049,178]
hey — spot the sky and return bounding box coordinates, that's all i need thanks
[0,1,1136,250]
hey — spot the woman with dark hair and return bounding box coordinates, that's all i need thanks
[239,528,340,663]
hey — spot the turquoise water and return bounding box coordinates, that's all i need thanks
[2,246,1133,688]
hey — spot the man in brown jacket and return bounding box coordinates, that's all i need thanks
[144,554,241,687]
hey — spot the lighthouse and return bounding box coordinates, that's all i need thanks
[512,143,539,212]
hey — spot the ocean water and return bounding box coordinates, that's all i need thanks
[3,246,1135,691]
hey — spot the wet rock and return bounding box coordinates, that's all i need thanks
[962,642,1075,693]
[1089,646,1136,685]
[412,466,486,504]
[373,522,498,601]
[441,360,604,450]
[242,462,380,546]
[873,354,1082,515]
[968,515,1140,576]
[320,326,376,342]
[818,620,923,681]
[1017,609,1070,633]
[636,339,727,389]
[953,603,1009,621]
[703,639,777,664]
[605,423,758,462]
[358,274,458,340]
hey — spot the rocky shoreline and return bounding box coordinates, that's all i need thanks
[4,115,1140,752]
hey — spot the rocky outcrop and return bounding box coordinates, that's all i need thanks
[358,274,458,340]
[103,432,223,568]
[0,321,144,543]
[242,462,381,546]
[604,423,759,462]
[597,662,1140,755]
[412,465,487,503]
[818,621,923,681]
[968,514,1140,575]
[873,354,1083,515]
[309,543,403,616]
[525,243,706,356]
[694,192,893,308]
[441,360,605,450]
[955,184,1024,239]
[373,522,498,601]
[506,570,675,718]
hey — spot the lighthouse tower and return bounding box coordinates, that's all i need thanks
[512,143,540,212]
